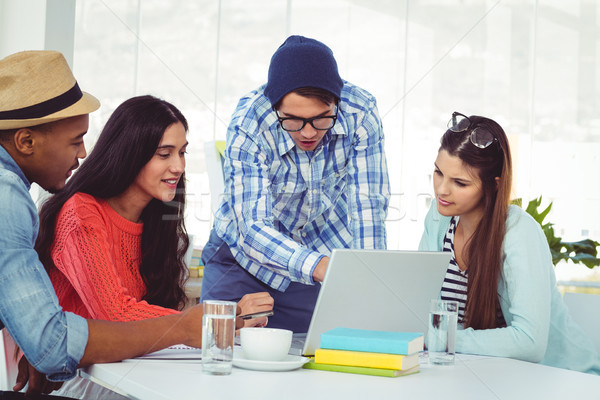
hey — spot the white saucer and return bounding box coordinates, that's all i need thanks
[233,349,309,372]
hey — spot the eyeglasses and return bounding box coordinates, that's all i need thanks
[447,112,497,149]
[275,106,338,132]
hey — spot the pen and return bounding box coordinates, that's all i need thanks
[239,310,274,320]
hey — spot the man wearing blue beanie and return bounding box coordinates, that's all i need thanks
[201,36,390,333]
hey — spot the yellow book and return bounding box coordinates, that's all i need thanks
[215,140,226,157]
[314,348,419,370]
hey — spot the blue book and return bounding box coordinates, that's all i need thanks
[320,328,424,355]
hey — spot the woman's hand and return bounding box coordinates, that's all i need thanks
[237,292,274,328]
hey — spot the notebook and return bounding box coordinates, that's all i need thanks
[290,249,451,356]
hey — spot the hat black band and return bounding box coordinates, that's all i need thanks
[0,83,83,121]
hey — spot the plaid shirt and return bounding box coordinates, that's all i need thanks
[214,81,390,291]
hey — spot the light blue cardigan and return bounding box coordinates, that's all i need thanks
[419,204,600,375]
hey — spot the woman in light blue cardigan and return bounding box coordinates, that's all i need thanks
[419,112,600,374]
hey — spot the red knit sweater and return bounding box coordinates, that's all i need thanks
[48,192,179,321]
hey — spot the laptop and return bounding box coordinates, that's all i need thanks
[290,249,451,356]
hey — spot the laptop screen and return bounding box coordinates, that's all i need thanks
[293,249,450,356]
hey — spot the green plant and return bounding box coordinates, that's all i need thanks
[513,197,600,268]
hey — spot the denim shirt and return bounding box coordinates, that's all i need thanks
[215,81,390,291]
[0,145,88,381]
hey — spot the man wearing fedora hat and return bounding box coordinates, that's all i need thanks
[0,51,216,396]
[200,36,390,333]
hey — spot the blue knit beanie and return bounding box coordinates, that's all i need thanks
[264,35,343,106]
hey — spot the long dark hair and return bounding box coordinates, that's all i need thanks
[440,115,512,330]
[36,95,189,310]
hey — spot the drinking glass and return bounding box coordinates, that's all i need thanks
[201,300,237,375]
[427,299,458,365]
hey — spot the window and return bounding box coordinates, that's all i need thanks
[73,0,600,283]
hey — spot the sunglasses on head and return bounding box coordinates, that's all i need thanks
[447,112,497,149]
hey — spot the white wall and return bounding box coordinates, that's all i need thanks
[0,0,46,58]
[0,0,75,64]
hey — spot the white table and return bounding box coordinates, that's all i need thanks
[81,353,599,400]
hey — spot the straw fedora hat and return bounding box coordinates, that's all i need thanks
[0,50,100,130]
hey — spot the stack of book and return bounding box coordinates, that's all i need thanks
[303,327,423,377]
[188,248,204,278]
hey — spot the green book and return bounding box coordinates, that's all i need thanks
[302,360,420,378]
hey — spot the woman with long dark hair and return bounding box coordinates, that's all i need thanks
[420,112,599,374]
[36,95,190,317]
[35,95,273,397]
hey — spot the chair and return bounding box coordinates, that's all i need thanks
[204,140,226,217]
[1,329,19,391]
[563,292,600,352]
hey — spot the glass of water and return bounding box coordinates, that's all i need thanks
[202,300,237,375]
[427,299,458,365]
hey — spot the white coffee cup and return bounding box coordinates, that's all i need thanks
[240,327,293,361]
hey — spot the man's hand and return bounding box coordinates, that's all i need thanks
[237,292,274,328]
[312,256,330,283]
[13,355,63,395]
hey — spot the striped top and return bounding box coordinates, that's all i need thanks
[441,216,506,327]
[441,217,468,322]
